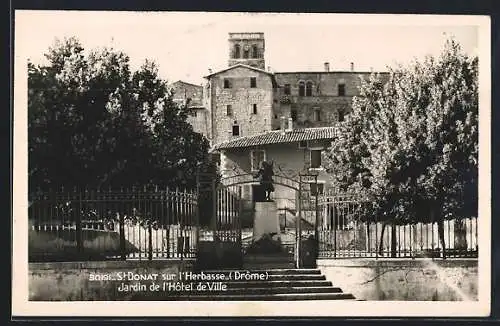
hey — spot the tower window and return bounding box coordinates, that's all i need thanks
[284,84,291,95]
[298,81,305,96]
[226,105,233,116]
[250,77,257,88]
[252,45,258,59]
[291,109,298,122]
[243,48,249,59]
[234,44,241,59]
[338,84,346,96]
[252,104,257,114]
[232,125,240,136]
[306,81,313,96]
[224,78,231,89]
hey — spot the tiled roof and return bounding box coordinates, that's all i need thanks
[212,126,337,151]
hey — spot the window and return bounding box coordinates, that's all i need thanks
[234,44,241,59]
[298,140,308,148]
[338,84,346,96]
[252,45,258,58]
[313,108,321,122]
[310,183,324,196]
[298,81,305,96]
[250,149,266,171]
[250,77,257,88]
[338,111,344,122]
[224,78,231,89]
[226,105,233,116]
[291,109,298,122]
[243,47,249,59]
[306,81,313,96]
[232,125,240,136]
[284,84,291,95]
[252,104,257,114]
[310,149,322,168]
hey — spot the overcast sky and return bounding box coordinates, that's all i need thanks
[16,11,480,85]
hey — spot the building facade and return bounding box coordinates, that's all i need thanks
[176,32,388,202]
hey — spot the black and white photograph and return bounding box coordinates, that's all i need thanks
[12,11,491,317]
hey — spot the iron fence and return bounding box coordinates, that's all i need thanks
[29,187,199,262]
[316,194,478,259]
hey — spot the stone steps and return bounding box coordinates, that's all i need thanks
[155,292,356,301]
[129,268,355,301]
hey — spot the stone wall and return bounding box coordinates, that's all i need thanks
[29,222,198,262]
[208,66,274,145]
[273,72,389,129]
[318,258,478,301]
[29,260,194,301]
[171,81,210,139]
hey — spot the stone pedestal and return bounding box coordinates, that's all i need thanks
[253,201,280,242]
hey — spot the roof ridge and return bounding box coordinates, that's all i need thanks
[204,63,274,78]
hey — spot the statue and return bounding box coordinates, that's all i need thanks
[254,161,274,201]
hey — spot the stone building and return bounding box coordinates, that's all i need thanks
[176,32,388,201]
[171,80,210,139]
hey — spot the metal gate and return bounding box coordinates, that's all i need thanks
[196,171,320,269]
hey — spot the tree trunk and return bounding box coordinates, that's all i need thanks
[391,222,397,258]
[437,218,446,259]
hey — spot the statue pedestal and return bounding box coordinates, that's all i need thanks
[253,201,280,242]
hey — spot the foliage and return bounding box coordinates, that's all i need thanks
[28,37,217,192]
[324,38,478,226]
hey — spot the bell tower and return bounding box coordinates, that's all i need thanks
[228,32,265,70]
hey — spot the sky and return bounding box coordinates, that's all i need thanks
[16,11,480,85]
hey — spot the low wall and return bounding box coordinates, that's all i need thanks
[29,259,194,301]
[318,258,478,301]
[29,223,198,261]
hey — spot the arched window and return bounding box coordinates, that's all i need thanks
[306,81,313,96]
[243,45,249,59]
[252,45,258,58]
[298,81,305,96]
[234,44,241,59]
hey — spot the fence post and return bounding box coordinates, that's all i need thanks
[333,196,337,258]
[148,221,153,261]
[76,190,83,255]
[119,212,126,260]
[212,179,217,238]
[296,175,302,268]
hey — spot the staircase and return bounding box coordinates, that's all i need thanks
[130,267,355,301]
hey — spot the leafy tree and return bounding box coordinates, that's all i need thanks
[28,37,215,192]
[324,39,478,257]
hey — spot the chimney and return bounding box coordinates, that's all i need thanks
[267,66,271,72]
[350,62,354,71]
[208,68,213,74]
[287,117,293,131]
[324,62,330,72]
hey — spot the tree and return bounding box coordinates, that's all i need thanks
[28,37,215,191]
[324,39,478,257]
